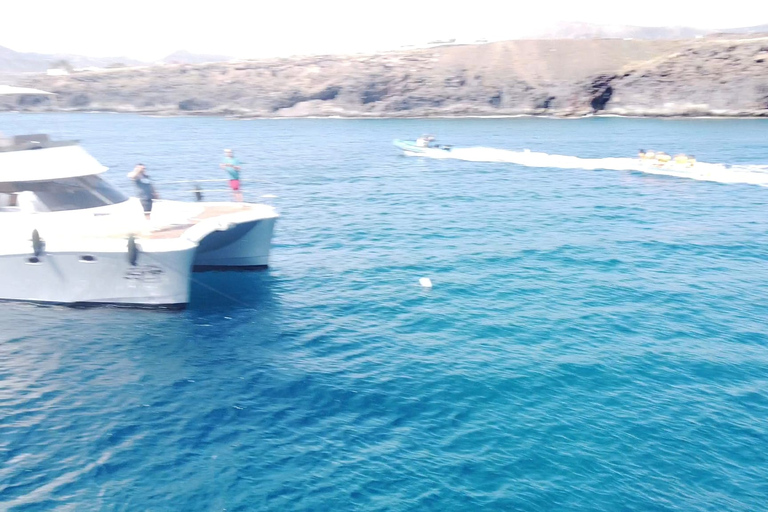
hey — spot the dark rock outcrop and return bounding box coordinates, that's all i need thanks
[536,95,556,109]
[178,98,214,111]
[589,76,615,111]
[68,93,90,107]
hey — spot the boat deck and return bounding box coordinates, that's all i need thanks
[144,203,255,239]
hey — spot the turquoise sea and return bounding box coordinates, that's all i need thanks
[1,114,768,511]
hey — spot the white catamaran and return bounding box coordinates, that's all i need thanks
[0,87,278,308]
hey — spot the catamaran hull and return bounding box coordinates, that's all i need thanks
[0,242,196,308]
[0,204,279,308]
[192,216,277,270]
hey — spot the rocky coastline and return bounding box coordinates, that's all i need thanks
[6,36,768,119]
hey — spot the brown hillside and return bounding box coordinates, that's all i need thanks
[7,38,768,117]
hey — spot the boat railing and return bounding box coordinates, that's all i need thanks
[151,178,279,204]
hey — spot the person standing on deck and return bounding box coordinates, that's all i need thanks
[220,149,243,202]
[127,163,158,219]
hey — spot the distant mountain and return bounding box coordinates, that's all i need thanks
[715,24,768,34]
[409,22,768,51]
[524,21,768,40]
[533,22,708,40]
[3,21,768,76]
[0,45,144,74]
[162,50,232,64]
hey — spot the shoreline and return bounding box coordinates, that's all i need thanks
[4,109,768,121]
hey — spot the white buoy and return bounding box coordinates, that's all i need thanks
[419,277,433,288]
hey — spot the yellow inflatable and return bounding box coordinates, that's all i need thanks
[637,149,696,167]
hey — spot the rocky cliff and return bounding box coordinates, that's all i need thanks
[7,36,768,118]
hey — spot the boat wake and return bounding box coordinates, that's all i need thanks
[420,147,768,187]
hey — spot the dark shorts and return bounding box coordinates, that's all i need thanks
[141,198,153,213]
[229,179,241,191]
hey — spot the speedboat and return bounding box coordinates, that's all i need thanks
[393,135,453,156]
[0,87,278,308]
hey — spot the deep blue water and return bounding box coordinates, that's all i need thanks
[2,114,768,511]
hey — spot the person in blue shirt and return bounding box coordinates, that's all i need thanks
[220,148,243,201]
[127,163,158,219]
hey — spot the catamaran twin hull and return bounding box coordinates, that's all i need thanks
[0,201,277,309]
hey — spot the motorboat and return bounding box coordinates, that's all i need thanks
[0,87,278,308]
[393,135,453,156]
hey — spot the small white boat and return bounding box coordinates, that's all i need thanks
[0,87,278,308]
[393,135,453,157]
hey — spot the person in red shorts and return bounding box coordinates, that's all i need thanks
[220,148,243,201]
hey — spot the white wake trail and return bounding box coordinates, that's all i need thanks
[423,147,768,187]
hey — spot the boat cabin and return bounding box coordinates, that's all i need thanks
[0,134,128,213]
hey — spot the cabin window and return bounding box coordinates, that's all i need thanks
[10,175,128,212]
[0,192,18,210]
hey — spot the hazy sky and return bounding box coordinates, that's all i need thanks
[2,0,767,60]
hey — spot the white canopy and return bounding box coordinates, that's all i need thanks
[0,85,55,96]
[0,145,108,182]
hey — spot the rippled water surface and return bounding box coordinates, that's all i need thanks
[2,114,768,511]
